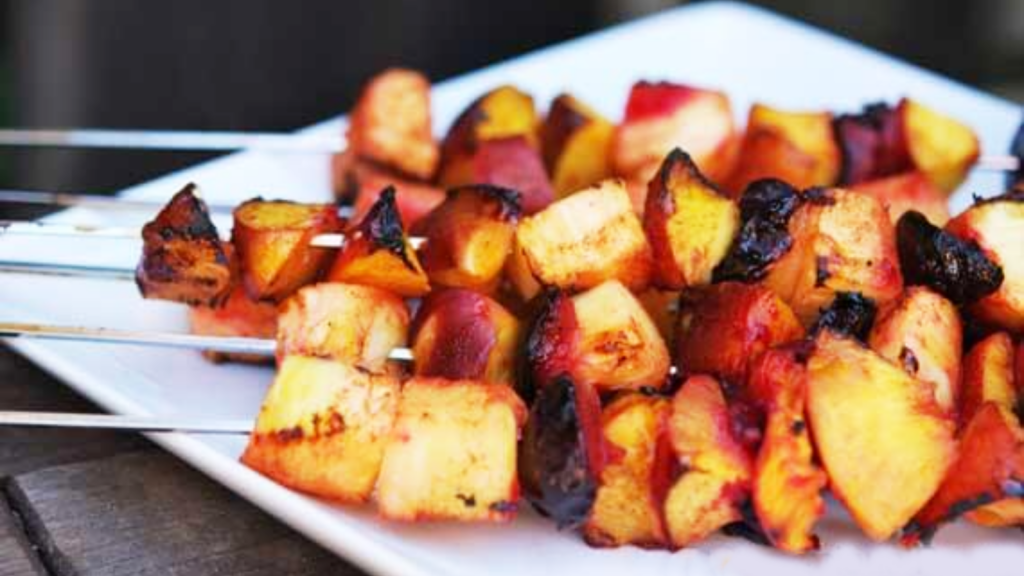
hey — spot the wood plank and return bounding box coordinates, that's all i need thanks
[7,451,359,576]
[0,499,46,576]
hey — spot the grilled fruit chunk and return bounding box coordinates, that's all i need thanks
[806,333,956,541]
[276,283,409,374]
[508,179,653,299]
[584,394,672,548]
[326,187,429,297]
[763,187,903,325]
[519,289,579,404]
[905,402,1024,543]
[664,375,753,548]
[728,104,841,194]
[748,348,826,554]
[136,184,234,306]
[896,210,1003,305]
[334,151,445,230]
[520,374,604,528]
[346,68,438,181]
[188,284,278,364]
[611,81,737,185]
[946,193,1024,332]
[677,282,804,385]
[643,149,739,290]
[411,288,521,385]
[414,185,521,292]
[447,136,553,215]
[961,332,1017,426]
[232,199,342,301]
[899,98,980,193]
[712,178,802,283]
[572,280,670,392]
[852,171,950,226]
[376,378,526,522]
[541,93,614,198]
[808,291,877,342]
[241,355,400,503]
[833,102,911,186]
[868,287,962,414]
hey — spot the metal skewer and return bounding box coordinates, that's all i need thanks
[0,411,252,434]
[0,260,135,281]
[0,189,237,214]
[0,128,345,153]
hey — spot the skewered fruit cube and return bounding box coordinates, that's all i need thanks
[899,97,980,194]
[333,151,445,230]
[960,332,1017,427]
[188,283,277,365]
[326,187,429,297]
[507,179,653,300]
[241,355,400,503]
[376,377,526,522]
[663,375,753,548]
[411,288,521,385]
[583,393,673,548]
[806,332,956,541]
[643,148,739,290]
[946,192,1024,333]
[611,81,737,186]
[232,199,342,301]
[851,171,950,226]
[763,187,903,325]
[833,102,912,185]
[276,282,409,374]
[414,185,521,292]
[868,287,962,414]
[136,183,234,306]
[346,68,439,181]
[541,93,614,198]
[519,288,579,404]
[440,136,553,215]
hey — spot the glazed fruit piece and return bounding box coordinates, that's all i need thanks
[376,377,526,522]
[832,102,909,185]
[663,375,753,548]
[276,282,409,374]
[584,393,673,548]
[413,185,521,292]
[326,187,430,297]
[232,199,342,301]
[851,171,950,226]
[507,179,653,300]
[188,283,278,365]
[946,192,1024,332]
[712,178,801,283]
[136,184,234,307]
[960,332,1017,427]
[519,289,579,404]
[346,68,439,181]
[334,151,445,230]
[808,291,877,342]
[411,288,521,385]
[643,148,739,290]
[541,93,614,198]
[452,136,554,215]
[898,98,980,193]
[868,287,962,414]
[677,282,804,385]
[241,355,400,503]
[806,332,956,541]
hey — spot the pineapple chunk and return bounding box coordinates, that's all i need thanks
[960,332,1017,427]
[541,93,614,198]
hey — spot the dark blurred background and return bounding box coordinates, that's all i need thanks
[0,0,1021,203]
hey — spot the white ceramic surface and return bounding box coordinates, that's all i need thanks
[0,3,1021,575]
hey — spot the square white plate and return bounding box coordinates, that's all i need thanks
[1,3,1021,575]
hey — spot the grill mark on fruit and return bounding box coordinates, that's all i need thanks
[899,346,920,375]
[810,292,877,341]
[814,256,830,287]
[456,493,477,508]
[790,419,806,436]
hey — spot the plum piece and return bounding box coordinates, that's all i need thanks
[809,291,877,342]
[712,178,801,283]
[833,102,911,185]
[334,151,445,229]
[541,93,614,198]
[852,171,950,226]
[519,288,578,404]
[188,283,277,365]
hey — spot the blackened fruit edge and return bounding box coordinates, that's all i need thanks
[809,292,877,342]
[359,186,410,260]
[712,178,801,283]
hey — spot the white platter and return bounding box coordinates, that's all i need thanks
[1,2,1021,575]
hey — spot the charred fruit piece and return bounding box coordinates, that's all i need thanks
[763,187,903,325]
[833,102,911,185]
[232,199,342,301]
[411,288,521,385]
[727,104,841,194]
[946,193,1024,332]
[806,333,956,541]
[677,282,805,385]
[748,348,827,554]
[584,394,673,548]
[439,134,553,215]
[898,98,980,193]
[612,81,737,185]
[896,210,1003,305]
[541,93,614,198]
[346,68,438,181]
[438,86,538,182]
[519,289,579,404]
[188,283,278,365]
[712,178,802,283]
[508,179,653,300]
[241,355,400,503]
[851,171,950,226]
[413,185,521,292]
[809,291,877,342]
[334,151,446,230]
[664,375,754,548]
[326,187,430,297]
[961,332,1018,427]
[520,374,604,529]
[868,287,962,414]
[643,148,740,290]
[571,280,671,392]
[276,282,409,374]
[136,184,234,306]
[377,378,526,522]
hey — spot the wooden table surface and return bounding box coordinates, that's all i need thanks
[0,343,366,575]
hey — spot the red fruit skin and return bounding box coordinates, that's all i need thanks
[472,136,555,214]
[411,288,498,380]
[623,82,697,122]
